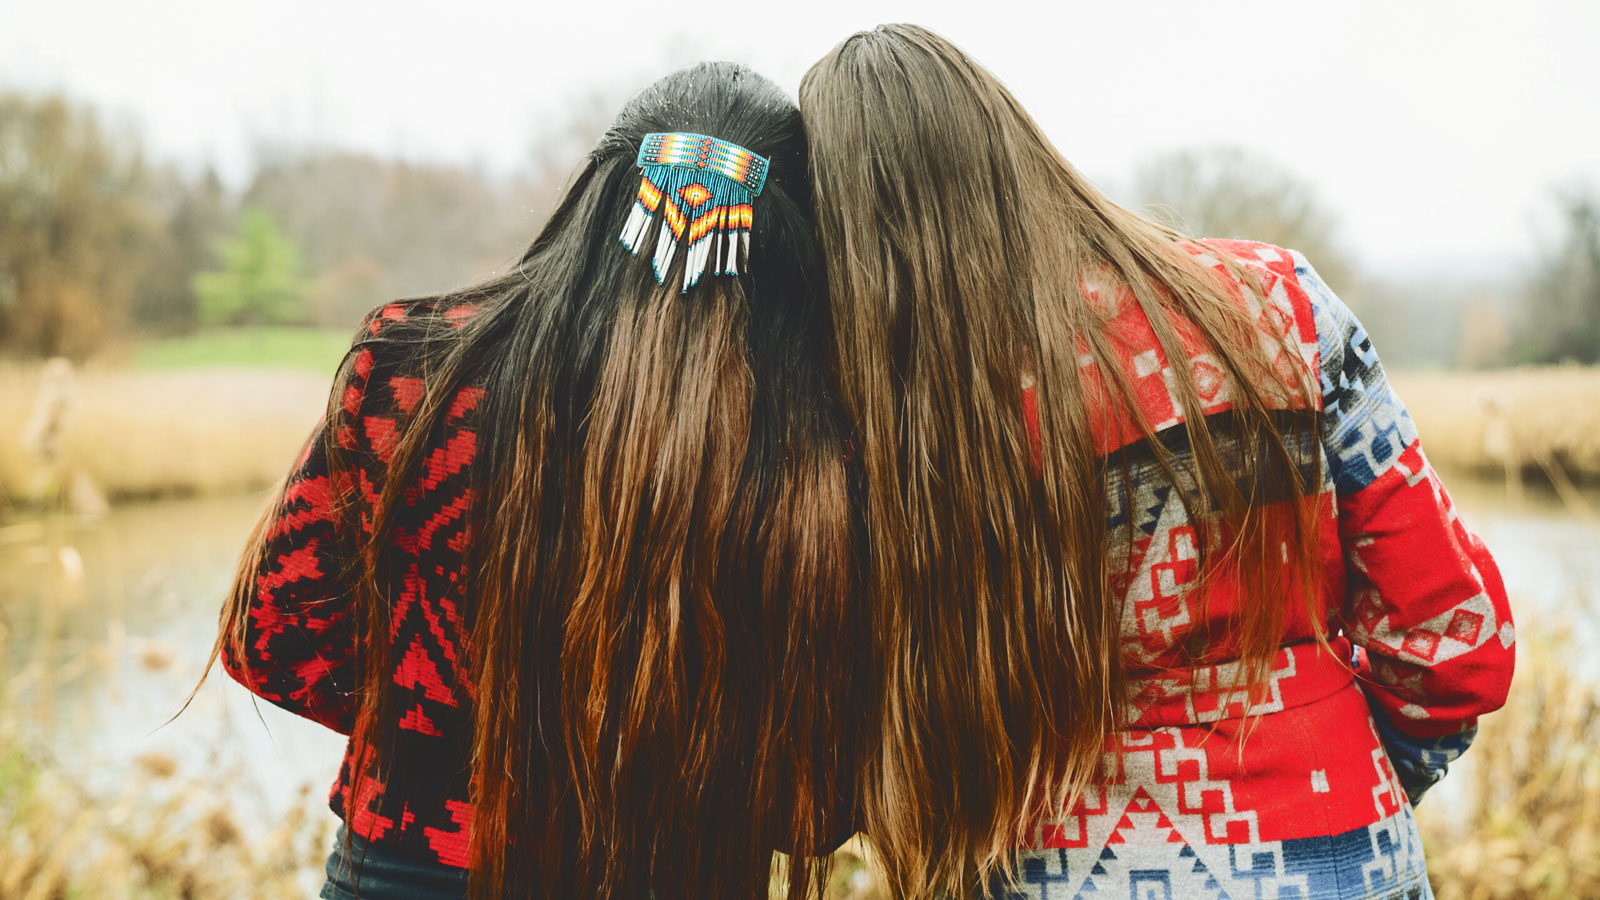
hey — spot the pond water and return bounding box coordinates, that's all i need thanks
[0,490,347,888]
[1438,471,1600,680]
[0,471,1595,875]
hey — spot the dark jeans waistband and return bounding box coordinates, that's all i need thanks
[320,825,469,900]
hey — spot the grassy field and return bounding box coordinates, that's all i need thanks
[2,355,1597,506]
[1416,632,1600,899]
[1,328,347,505]
[0,363,329,504]
[126,327,353,375]
[1393,366,1600,487]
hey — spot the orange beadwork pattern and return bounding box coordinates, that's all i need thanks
[636,177,662,211]
[619,132,767,290]
[679,183,712,208]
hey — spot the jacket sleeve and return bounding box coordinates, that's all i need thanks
[221,416,360,734]
[219,311,396,734]
[1294,250,1515,804]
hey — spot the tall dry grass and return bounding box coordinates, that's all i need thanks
[0,503,332,899]
[0,726,331,900]
[0,362,327,504]
[1418,631,1600,900]
[1393,366,1600,485]
[2,361,1595,505]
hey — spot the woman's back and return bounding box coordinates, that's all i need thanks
[217,62,864,900]
[1009,239,1511,899]
[799,24,1514,900]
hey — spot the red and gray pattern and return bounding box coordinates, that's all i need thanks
[1010,241,1513,900]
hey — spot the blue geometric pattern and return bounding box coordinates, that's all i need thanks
[1293,251,1419,495]
[975,243,1503,900]
[1276,811,1431,900]
[1000,809,1432,900]
[1370,713,1477,805]
[1101,412,1320,532]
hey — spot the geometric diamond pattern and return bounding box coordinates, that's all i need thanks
[223,299,477,870]
[1000,240,1511,899]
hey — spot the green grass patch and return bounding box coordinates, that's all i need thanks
[131,327,352,374]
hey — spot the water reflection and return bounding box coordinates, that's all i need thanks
[1442,471,1600,680]
[0,490,345,870]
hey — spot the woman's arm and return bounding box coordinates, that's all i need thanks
[1295,250,1515,803]
[217,305,409,734]
[220,419,360,734]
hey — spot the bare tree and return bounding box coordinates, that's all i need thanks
[241,150,537,325]
[0,93,159,358]
[132,166,235,335]
[1131,147,1355,289]
[524,87,628,220]
[1515,185,1600,364]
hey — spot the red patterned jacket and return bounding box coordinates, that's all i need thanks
[223,299,483,867]
[1011,241,1513,900]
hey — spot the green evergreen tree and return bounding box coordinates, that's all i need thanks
[193,208,307,326]
[133,167,235,335]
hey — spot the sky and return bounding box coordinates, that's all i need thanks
[3,0,1596,279]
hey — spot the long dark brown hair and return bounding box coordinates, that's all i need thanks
[800,25,1323,900]
[212,62,863,900]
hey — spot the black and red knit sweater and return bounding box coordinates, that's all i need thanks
[223,300,483,867]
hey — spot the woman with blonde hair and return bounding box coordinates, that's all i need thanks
[800,24,1512,900]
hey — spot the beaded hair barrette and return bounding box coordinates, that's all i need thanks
[618,132,770,291]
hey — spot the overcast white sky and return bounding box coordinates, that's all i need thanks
[3,0,1596,279]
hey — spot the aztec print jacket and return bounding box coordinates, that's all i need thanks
[1007,240,1513,900]
[222,299,482,868]
[222,240,1514,893]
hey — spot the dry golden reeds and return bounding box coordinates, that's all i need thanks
[1393,366,1600,488]
[1418,631,1600,900]
[1,362,328,504]
[0,476,332,898]
[0,709,331,900]
[2,360,1595,505]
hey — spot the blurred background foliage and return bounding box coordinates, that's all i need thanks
[4,89,1597,371]
[0,93,155,360]
[193,208,307,328]
[0,88,604,366]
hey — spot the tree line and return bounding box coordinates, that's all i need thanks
[0,91,594,359]
[1,90,1595,368]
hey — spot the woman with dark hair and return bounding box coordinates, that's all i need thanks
[211,62,863,900]
[800,24,1513,900]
